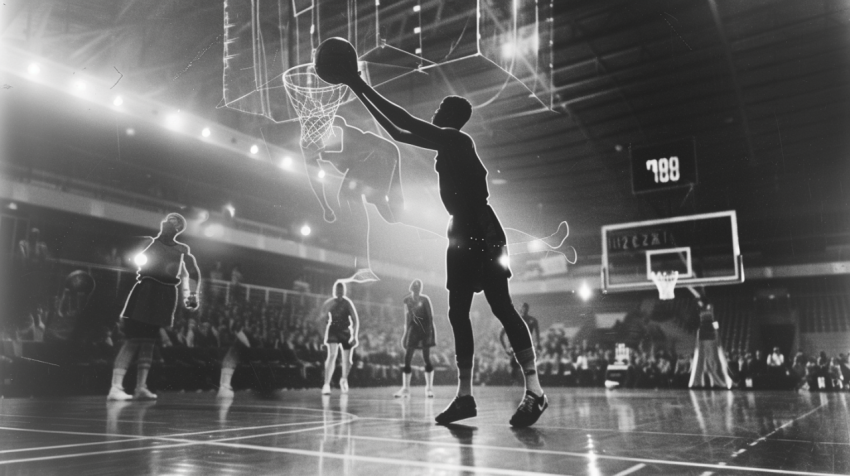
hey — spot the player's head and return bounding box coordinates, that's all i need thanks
[520,302,530,315]
[432,96,472,130]
[409,279,422,294]
[161,213,187,237]
[334,280,346,298]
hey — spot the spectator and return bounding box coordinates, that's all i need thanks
[103,246,124,267]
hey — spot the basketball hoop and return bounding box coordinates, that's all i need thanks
[283,64,349,147]
[650,271,679,300]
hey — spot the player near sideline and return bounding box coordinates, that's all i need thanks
[337,59,547,427]
[108,213,200,401]
[320,281,360,395]
[395,279,437,398]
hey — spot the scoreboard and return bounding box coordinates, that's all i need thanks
[630,137,697,194]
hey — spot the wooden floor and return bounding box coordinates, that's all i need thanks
[1,386,848,475]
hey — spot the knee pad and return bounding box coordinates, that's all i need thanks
[514,347,536,368]
[424,364,434,373]
[403,365,412,374]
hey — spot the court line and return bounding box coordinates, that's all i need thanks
[748,403,826,447]
[0,419,331,455]
[612,463,646,476]
[0,421,351,465]
[332,434,847,476]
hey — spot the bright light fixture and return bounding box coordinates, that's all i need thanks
[27,63,40,75]
[201,127,211,137]
[250,145,259,154]
[300,224,311,236]
[112,96,124,106]
[134,253,148,266]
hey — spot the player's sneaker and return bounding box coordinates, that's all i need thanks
[340,378,349,394]
[394,387,410,398]
[321,384,332,395]
[435,395,477,425]
[107,385,133,401]
[134,386,158,401]
[217,385,235,399]
[509,390,548,428]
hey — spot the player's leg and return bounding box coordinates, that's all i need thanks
[435,288,477,425]
[339,341,353,393]
[422,346,435,398]
[395,345,416,398]
[482,276,548,427]
[134,339,157,400]
[217,345,240,398]
[323,343,340,394]
[108,338,138,400]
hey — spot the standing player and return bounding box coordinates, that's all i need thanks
[320,281,360,395]
[340,66,547,427]
[500,303,540,384]
[689,303,733,389]
[107,213,200,401]
[395,279,437,398]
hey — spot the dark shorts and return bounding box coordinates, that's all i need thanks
[325,323,353,350]
[446,207,511,292]
[122,318,161,340]
[404,326,436,349]
[121,278,178,327]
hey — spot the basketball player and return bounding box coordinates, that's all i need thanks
[500,303,540,383]
[107,213,200,401]
[341,68,547,427]
[320,281,360,395]
[395,279,436,398]
[688,303,733,389]
[216,322,254,399]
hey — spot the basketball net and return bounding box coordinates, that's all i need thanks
[650,271,679,300]
[283,64,349,147]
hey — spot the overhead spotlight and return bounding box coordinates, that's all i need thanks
[134,253,148,267]
[27,63,40,75]
[280,156,292,169]
[125,128,136,136]
[224,204,236,218]
[201,127,211,138]
[73,80,87,91]
[614,144,623,152]
[501,42,516,59]
[413,5,420,12]
[300,224,311,236]
[385,195,389,202]
[318,169,326,179]
[578,282,592,301]
[112,96,124,107]
[7,202,18,210]
[250,144,259,154]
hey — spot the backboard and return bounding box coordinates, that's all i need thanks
[601,211,744,294]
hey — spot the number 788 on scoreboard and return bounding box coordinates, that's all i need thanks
[630,137,697,194]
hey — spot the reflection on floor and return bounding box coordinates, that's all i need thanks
[0,387,847,475]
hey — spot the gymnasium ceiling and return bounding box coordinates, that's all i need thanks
[2,0,849,265]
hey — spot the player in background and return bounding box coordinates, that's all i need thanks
[500,303,540,384]
[688,303,733,389]
[342,70,547,427]
[395,279,437,398]
[319,281,360,395]
[107,213,200,401]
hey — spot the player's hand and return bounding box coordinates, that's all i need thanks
[184,293,199,310]
[323,209,336,223]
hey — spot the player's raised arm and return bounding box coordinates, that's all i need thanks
[346,75,452,145]
[357,92,438,150]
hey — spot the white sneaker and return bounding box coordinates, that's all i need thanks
[425,388,435,398]
[107,386,133,401]
[217,386,235,399]
[394,387,410,398]
[340,378,349,394]
[134,387,158,400]
[321,384,332,395]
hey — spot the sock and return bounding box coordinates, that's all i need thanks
[425,371,434,390]
[457,366,473,397]
[401,372,411,389]
[136,342,154,389]
[514,347,543,397]
[220,367,234,389]
[111,369,126,388]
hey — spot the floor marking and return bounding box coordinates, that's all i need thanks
[612,463,646,476]
[0,419,330,455]
[334,434,847,476]
[0,414,171,424]
[0,421,351,465]
[748,403,826,447]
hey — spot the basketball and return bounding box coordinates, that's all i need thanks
[314,37,358,85]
